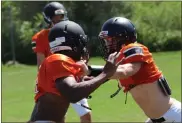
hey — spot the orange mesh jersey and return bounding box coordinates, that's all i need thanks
[34,54,83,102]
[117,43,162,92]
[32,29,52,57]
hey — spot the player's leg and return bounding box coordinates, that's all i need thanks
[32,121,56,123]
[61,116,66,123]
[146,98,181,123]
[145,118,152,123]
[32,118,65,123]
[30,93,69,123]
[71,98,92,123]
[80,112,92,123]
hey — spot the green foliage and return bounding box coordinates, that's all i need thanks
[131,2,181,52]
[66,1,133,55]
[2,1,21,63]
[1,1,181,64]
[19,13,45,46]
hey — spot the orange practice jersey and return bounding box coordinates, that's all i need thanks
[117,43,162,92]
[32,29,52,57]
[34,54,83,102]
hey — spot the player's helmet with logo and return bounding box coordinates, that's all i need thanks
[98,17,137,59]
[48,21,89,61]
[43,2,68,24]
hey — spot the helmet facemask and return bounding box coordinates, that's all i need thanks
[79,35,89,63]
[72,35,89,63]
[54,9,68,22]
[99,36,125,60]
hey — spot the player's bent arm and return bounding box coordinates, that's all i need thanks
[55,73,108,103]
[110,62,142,80]
[36,52,45,70]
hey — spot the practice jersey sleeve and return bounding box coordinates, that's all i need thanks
[31,29,50,56]
[47,55,82,81]
[120,43,152,64]
[32,32,45,54]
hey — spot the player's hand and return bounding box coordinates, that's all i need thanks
[102,52,123,78]
[76,60,90,76]
[81,47,90,64]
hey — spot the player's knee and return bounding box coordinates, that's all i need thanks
[33,121,56,123]
[145,118,152,123]
[80,112,92,123]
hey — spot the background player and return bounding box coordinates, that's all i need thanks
[31,2,92,122]
[98,17,181,122]
[29,20,122,123]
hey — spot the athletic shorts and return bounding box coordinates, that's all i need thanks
[71,98,91,116]
[145,98,181,123]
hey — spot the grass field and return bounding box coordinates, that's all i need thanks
[2,51,181,122]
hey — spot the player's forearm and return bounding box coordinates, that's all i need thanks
[36,53,45,70]
[109,68,127,79]
[61,73,108,103]
[110,63,142,80]
[110,64,135,79]
[37,60,41,70]
[88,64,132,80]
[72,73,108,102]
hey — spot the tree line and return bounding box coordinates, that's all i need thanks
[2,1,181,64]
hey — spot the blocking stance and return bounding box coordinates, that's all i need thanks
[31,2,92,122]
[29,20,121,123]
[98,17,181,122]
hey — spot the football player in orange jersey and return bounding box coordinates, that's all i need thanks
[31,2,93,123]
[29,20,122,123]
[32,2,68,68]
[98,17,181,122]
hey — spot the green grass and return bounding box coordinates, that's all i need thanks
[2,51,181,122]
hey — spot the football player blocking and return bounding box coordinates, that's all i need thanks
[31,2,92,123]
[28,2,181,122]
[29,20,121,123]
[97,17,181,122]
